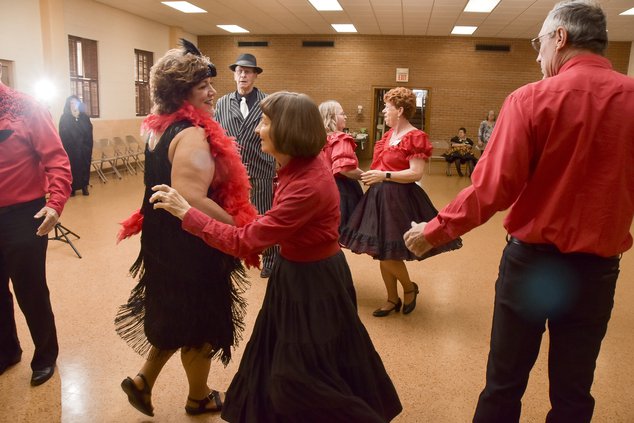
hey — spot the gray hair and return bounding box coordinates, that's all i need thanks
[319,100,341,133]
[544,0,607,54]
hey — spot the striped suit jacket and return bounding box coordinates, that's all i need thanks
[215,88,275,180]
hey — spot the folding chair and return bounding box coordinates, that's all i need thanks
[125,135,146,172]
[97,138,123,180]
[113,136,137,175]
[91,140,108,183]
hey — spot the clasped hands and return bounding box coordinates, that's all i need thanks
[403,221,433,257]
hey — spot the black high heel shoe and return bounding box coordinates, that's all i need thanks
[373,298,402,317]
[402,282,419,315]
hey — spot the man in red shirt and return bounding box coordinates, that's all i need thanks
[404,1,634,422]
[0,68,72,386]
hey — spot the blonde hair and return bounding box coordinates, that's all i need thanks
[319,100,342,133]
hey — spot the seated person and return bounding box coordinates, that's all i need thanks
[442,127,477,176]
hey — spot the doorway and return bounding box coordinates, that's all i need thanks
[372,87,430,149]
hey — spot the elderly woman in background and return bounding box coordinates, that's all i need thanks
[115,39,256,417]
[58,95,93,196]
[151,91,402,423]
[340,87,462,317]
[319,100,363,233]
[477,110,496,154]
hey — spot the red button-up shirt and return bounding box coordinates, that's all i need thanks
[0,84,71,214]
[425,54,634,257]
[183,155,341,262]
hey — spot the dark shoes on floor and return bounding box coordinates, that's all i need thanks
[403,282,420,315]
[31,365,55,386]
[121,373,154,417]
[185,390,223,415]
[373,298,402,317]
[260,267,272,278]
[82,186,90,196]
[0,352,21,375]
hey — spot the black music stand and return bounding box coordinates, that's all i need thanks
[49,223,82,258]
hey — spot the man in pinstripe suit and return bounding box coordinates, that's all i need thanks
[215,53,278,278]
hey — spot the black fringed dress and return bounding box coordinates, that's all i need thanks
[115,121,248,364]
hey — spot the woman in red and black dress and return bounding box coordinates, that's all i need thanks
[319,100,363,234]
[340,87,462,317]
[151,91,402,423]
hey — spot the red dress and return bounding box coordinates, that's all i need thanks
[341,128,462,260]
[320,132,363,233]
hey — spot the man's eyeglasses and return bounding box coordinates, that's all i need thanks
[530,31,554,52]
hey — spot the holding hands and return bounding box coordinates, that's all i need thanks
[360,170,389,186]
[403,221,433,257]
[150,184,192,220]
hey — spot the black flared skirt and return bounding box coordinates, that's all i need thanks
[340,181,462,260]
[221,251,402,423]
[335,176,363,234]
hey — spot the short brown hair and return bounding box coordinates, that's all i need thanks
[260,92,326,158]
[384,87,417,120]
[150,48,214,114]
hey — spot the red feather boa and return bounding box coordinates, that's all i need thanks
[117,102,260,268]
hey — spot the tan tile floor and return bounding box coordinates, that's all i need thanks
[1,168,633,422]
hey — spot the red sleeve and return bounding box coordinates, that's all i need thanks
[402,130,432,161]
[424,93,533,246]
[330,132,358,174]
[29,105,72,215]
[182,179,321,258]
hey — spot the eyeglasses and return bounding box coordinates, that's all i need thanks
[530,31,554,52]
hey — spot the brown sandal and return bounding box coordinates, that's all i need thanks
[185,390,223,415]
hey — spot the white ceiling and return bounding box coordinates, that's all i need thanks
[95,0,634,41]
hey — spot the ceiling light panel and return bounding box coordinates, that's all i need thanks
[332,24,357,33]
[451,25,478,35]
[217,25,249,33]
[161,1,207,13]
[464,0,500,13]
[309,0,343,12]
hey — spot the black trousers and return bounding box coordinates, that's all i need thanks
[0,198,59,370]
[473,238,619,423]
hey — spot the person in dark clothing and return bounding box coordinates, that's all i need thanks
[59,95,93,196]
[443,127,477,176]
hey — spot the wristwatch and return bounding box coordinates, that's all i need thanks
[385,172,391,179]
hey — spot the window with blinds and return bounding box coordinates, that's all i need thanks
[135,49,153,116]
[68,35,99,117]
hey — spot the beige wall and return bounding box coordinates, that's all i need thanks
[200,34,631,159]
[1,3,632,148]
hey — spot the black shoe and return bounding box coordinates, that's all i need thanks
[260,267,272,278]
[82,186,89,195]
[121,374,154,417]
[402,282,419,315]
[31,365,55,386]
[373,298,402,317]
[70,191,76,197]
[185,390,223,415]
[0,352,21,375]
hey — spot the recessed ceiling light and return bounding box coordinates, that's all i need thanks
[332,24,357,33]
[217,25,249,33]
[464,0,500,13]
[451,26,478,35]
[161,1,207,13]
[620,7,634,15]
[309,0,343,12]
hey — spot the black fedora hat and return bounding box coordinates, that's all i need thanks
[229,53,263,74]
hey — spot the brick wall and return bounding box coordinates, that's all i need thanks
[199,35,631,159]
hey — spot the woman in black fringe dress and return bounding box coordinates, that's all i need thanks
[319,100,364,234]
[340,87,462,317]
[151,91,402,422]
[114,40,257,417]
